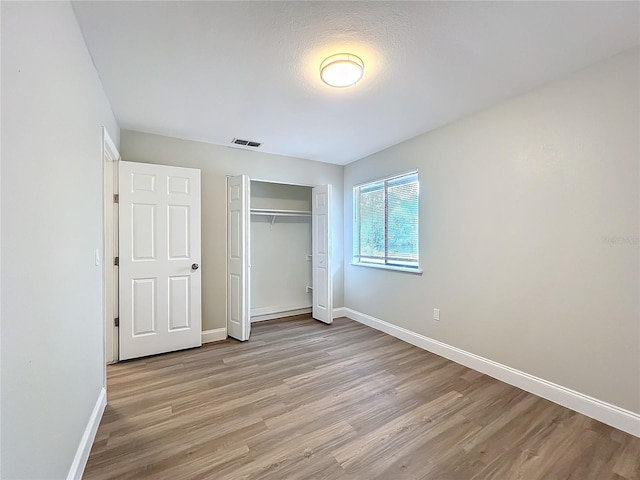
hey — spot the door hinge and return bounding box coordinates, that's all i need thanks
[113,194,119,203]
[114,256,119,266]
[114,317,119,327]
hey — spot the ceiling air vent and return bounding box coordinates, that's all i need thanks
[232,138,261,148]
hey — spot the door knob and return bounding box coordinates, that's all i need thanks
[191,263,199,270]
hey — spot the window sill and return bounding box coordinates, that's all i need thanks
[350,262,423,275]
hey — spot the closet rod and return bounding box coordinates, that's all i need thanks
[250,208,311,217]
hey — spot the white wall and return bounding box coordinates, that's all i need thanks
[1,2,120,478]
[120,131,344,332]
[344,49,640,414]
[251,182,312,317]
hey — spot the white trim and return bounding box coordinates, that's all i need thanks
[251,306,312,323]
[202,328,227,344]
[342,308,640,438]
[332,307,347,319]
[102,127,120,368]
[66,387,106,480]
[102,127,119,161]
[251,305,311,323]
[352,168,419,189]
[248,177,316,188]
[350,262,423,275]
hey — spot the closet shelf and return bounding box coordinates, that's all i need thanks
[251,208,312,225]
[250,208,311,217]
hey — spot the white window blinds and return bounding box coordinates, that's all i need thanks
[354,171,419,269]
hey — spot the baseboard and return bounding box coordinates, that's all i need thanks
[67,387,107,480]
[342,308,640,438]
[332,307,347,319]
[251,306,311,323]
[202,328,227,344]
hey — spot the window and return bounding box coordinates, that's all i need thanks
[353,171,419,271]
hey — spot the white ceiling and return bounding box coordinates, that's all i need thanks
[72,1,639,165]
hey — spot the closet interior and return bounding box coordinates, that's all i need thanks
[250,180,313,322]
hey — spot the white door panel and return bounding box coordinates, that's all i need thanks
[312,185,332,324]
[227,175,251,341]
[119,161,202,360]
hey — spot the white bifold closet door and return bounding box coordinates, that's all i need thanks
[226,176,332,341]
[312,184,332,324]
[227,175,251,341]
[119,161,202,360]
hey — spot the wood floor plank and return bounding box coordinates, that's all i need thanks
[83,316,640,479]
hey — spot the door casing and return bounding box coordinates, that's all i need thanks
[226,176,333,340]
[102,128,120,368]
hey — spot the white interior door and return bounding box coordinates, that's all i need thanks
[119,161,202,360]
[312,184,332,324]
[227,175,251,341]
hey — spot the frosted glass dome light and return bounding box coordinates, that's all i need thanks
[320,53,364,88]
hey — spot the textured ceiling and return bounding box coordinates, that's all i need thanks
[72,1,639,165]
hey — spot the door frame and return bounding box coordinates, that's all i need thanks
[249,178,316,188]
[227,176,333,339]
[102,127,120,369]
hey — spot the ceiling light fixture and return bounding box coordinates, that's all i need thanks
[320,53,364,88]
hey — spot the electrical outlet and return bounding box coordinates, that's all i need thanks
[433,308,440,321]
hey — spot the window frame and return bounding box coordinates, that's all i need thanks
[352,170,422,274]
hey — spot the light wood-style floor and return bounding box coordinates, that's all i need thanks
[84,316,640,480]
